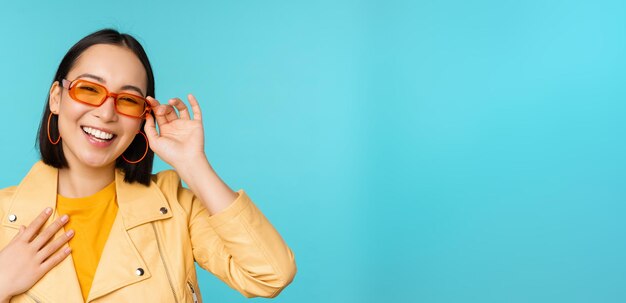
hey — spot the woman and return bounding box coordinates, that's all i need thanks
[0,29,296,302]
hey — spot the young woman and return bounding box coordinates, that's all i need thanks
[0,29,296,303]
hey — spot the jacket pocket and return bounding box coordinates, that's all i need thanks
[186,281,199,303]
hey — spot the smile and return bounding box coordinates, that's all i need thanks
[81,126,116,142]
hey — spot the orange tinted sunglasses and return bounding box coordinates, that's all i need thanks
[61,78,151,119]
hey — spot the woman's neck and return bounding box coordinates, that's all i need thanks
[57,163,116,198]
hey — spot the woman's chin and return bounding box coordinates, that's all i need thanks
[77,155,118,169]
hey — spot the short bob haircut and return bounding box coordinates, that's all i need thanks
[37,28,155,186]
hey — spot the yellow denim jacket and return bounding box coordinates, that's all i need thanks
[0,161,296,302]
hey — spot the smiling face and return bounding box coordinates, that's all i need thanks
[48,43,148,169]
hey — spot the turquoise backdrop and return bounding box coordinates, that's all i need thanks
[1,1,625,302]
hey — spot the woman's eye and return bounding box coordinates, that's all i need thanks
[79,86,99,93]
[119,97,139,104]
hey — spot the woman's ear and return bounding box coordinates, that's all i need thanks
[48,81,61,114]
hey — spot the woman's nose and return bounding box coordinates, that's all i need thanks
[93,96,118,121]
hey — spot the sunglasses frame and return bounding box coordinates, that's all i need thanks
[61,78,151,119]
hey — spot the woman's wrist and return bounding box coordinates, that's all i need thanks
[176,156,237,215]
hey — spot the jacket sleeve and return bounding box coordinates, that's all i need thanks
[162,171,297,298]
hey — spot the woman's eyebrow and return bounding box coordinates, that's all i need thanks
[76,73,145,96]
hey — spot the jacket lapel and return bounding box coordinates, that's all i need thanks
[2,161,173,302]
[87,165,172,302]
[2,161,83,302]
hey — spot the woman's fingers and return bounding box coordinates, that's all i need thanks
[169,98,191,120]
[31,214,69,250]
[144,113,159,140]
[148,96,170,126]
[17,225,26,236]
[21,208,53,242]
[146,96,160,108]
[9,225,26,245]
[162,103,178,121]
[155,105,173,124]
[156,103,177,122]
[148,95,201,121]
[0,210,74,297]
[147,95,201,126]
[40,245,72,273]
[150,96,176,121]
[188,94,202,121]
[37,229,73,262]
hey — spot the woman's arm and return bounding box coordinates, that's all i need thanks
[175,156,237,216]
[144,94,296,297]
[167,173,296,298]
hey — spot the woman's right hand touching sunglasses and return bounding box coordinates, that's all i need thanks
[0,208,74,302]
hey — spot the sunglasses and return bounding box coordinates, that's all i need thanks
[61,78,151,119]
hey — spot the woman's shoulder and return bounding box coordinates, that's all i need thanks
[150,169,182,188]
[0,186,17,218]
[147,169,199,215]
[148,169,189,198]
[0,185,17,202]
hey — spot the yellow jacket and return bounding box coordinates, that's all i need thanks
[0,161,296,302]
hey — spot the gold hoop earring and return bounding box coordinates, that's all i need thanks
[47,112,61,145]
[122,131,149,164]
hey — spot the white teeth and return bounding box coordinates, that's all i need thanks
[82,126,114,140]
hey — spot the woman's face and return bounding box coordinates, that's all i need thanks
[48,44,148,169]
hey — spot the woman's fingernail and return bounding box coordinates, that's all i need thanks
[66,229,74,237]
[45,207,52,215]
[61,214,69,223]
[65,247,72,254]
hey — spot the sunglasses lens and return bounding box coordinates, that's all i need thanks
[116,95,147,117]
[73,81,106,105]
[71,80,147,118]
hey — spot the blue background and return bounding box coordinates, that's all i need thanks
[1,1,625,302]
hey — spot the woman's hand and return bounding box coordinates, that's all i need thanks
[0,208,73,301]
[144,94,206,169]
[145,94,238,215]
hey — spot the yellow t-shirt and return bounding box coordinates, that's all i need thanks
[56,181,118,302]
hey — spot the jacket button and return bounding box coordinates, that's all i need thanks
[135,268,144,276]
[8,214,16,222]
[159,207,168,214]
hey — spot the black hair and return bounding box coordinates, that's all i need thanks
[37,28,155,186]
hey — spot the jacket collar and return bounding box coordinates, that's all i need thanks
[2,161,172,302]
[2,160,172,231]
